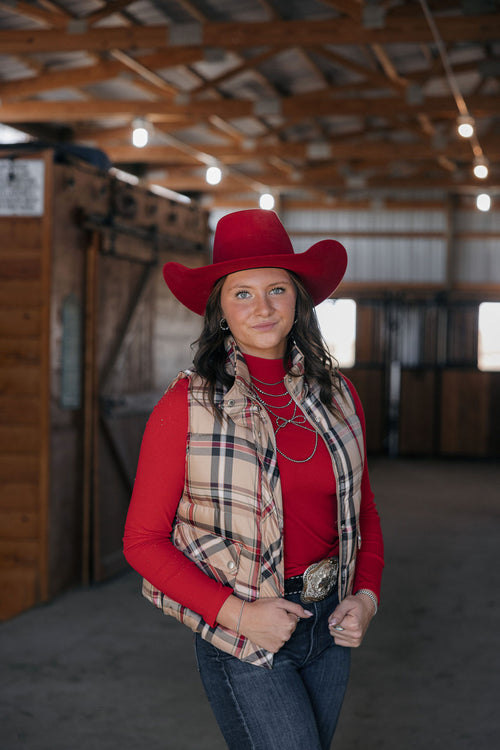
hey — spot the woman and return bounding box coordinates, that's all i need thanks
[123,209,384,750]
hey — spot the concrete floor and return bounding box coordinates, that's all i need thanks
[1,458,500,750]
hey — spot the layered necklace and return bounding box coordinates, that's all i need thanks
[250,374,318,464]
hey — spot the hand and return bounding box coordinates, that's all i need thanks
[241,598,313,652]
[328,593,376,648]
[217,595,313,653]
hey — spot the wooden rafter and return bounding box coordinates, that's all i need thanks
[0,1,66,29]
[84,1,137,27]
[103,139,500,167]
[0,15,499,55]
[1,92,497,123]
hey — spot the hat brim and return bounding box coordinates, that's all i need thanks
[163,239,347,316]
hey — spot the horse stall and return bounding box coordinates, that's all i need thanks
[0,148,208,619]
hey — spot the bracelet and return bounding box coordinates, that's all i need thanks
[236,600,246,633]
[355,589,378,615]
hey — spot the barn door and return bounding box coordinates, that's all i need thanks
[83,228,158,583]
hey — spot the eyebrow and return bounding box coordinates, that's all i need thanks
[226,277,292,291]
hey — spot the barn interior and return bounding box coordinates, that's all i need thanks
[0,1,499,748]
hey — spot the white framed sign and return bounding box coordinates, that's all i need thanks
[0,158,45,216]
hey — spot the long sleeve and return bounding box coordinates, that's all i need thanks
[344,377,385,601]
[123,379,233,627]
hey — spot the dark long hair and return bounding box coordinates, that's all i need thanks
[192,271,343,416]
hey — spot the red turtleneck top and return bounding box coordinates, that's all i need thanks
[123,355,384,627]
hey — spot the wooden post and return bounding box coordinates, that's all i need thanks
[38,150,53,602]
[82,231,99,585]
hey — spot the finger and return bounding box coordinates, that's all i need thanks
[328,604,350,627]
[278,600,313,619]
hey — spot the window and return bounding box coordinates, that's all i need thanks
[478,302,500,371]
[315,298,356,368]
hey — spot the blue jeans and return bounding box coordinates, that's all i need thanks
[194,589,351,750]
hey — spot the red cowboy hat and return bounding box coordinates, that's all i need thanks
[163,209,347,316]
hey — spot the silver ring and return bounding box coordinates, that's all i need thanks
[333,625,344,632]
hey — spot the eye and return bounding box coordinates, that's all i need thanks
[235,290,251,299]
[270,286,286,295]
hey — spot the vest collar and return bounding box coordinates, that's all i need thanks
[222,336,307,411]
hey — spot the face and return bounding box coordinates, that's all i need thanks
[220,267,297,359]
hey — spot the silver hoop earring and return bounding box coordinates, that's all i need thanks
[219,318,229,332]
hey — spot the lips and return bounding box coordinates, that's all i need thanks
[252,322,277,331]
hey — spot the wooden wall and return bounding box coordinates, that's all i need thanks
[0,150,209,620]
[0,152,52,619]
[341,295,500,458]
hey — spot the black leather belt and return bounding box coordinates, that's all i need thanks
[284,557,339,603]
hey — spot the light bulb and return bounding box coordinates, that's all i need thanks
[473,158,489,179]
[259,193,275,210]
[476,193,491,212]
[206,166,222,185]
[132,126,148,148]
[457,115,474,139]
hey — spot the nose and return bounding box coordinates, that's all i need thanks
[254,292,273,317]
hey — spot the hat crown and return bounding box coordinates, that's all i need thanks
[213,209,293,264]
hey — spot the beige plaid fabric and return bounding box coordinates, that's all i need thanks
[143,341,364,669]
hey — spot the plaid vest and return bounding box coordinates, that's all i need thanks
[142,341,365,669]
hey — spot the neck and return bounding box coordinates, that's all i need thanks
[243,352,286,382]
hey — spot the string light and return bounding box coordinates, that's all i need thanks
[206,166,222,185]
[473,157,489,180]
[259,193,275,210]
[456,115,475,139]
[132,118,149,148]
[476,193,491,212]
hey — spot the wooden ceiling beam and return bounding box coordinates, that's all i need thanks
[85,1,137,27]
[0,1,66,29]
[1,93,497,123]
[317,46,407,93]
[104,138,500,167]
[0,50,205,100]
[157,168,500,195]
[317,0,362,22]
[189,48,279,96]
[370,43,409,89]
[108,49,178,96]
[0,15,498,55]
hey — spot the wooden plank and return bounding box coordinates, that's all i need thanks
[0,539,39,568]
[0,483,38,511]
[0,426,40,453]
[0,397,40,425]
[0,339,40,366]
[0,568,38,621]
[0,455,39,483]
[0,281,41,308]
[0,510,39,538]
[0,309,41,337]
[0,367,40,396]
[0,218,43,250]
[399,369,437,455]
[440,370,490,455]
[0,256,41,280]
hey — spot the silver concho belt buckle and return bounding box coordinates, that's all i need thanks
[300,558,339,604]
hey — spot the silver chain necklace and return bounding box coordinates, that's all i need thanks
[253,389,319,464]
[250,374,284,386]
[252,382,293,408]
